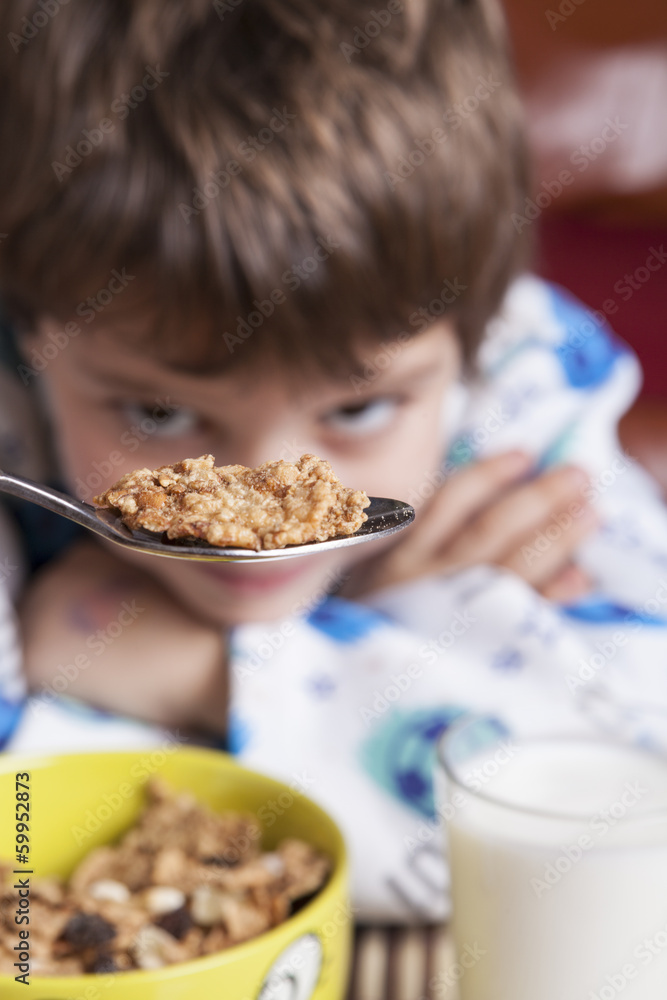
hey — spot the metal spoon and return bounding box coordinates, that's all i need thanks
[0,468,415,562]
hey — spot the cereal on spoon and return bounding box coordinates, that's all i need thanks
[93,454,370,551]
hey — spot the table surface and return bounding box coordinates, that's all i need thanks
[346,924,460,1000]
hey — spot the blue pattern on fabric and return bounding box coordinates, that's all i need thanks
[535,421,579,472]
[305,674,337,699]
[306,597,386,644]
[359,707,481,818]
[0,696,24,750]
[548,286,627,389]
[562,596,667,627]
[491,647,524,672]
[227,709,253,755]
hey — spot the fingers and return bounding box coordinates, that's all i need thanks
[499,504,598,588]
[344,455,601,599]
[538,563,594,603]
[365,451,533,588]
[405,451,533,562]
[441,464,592,570]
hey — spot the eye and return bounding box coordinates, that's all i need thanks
[120,401,200,438]
[323,397,399,436]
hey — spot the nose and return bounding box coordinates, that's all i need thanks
[214,431,313,471]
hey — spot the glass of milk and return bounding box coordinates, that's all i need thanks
[436,717,667,1000]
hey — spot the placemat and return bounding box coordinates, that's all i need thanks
[346,924,460,1000]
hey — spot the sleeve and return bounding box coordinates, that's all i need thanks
[447,273,641,477]
[0,507,26,749]
[440,274,667,609]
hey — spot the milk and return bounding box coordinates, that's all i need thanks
[444,740,667,1000]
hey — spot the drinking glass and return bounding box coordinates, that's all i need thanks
[436,717,667,1000]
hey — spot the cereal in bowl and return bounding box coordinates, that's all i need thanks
[0,779,331,975]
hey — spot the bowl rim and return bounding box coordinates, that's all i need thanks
[0,747,349,986]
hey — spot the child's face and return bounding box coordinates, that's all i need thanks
[34,315,460,625]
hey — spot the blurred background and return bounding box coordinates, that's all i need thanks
[502,0,667,493]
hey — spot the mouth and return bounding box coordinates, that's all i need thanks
[197,558,315,595]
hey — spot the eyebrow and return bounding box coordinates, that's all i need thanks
[335,358,450,395]
[78,366,168,396]
[78,346,449,401]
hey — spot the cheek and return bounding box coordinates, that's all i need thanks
[44,380,185,500]
[343,402,448,503]
[47,395,124,501]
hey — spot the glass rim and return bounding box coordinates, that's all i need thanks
[437,716,667,823]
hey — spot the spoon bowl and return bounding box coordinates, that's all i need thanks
[0,469,415,562]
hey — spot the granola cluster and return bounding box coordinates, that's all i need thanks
[93,453,370,551]
[0,781,330,976]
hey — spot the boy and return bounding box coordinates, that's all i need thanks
[1,0,667,920]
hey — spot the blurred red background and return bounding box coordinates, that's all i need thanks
[502,0,667,488]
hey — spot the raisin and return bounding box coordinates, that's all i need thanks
[88,952,118,974]
[156,904,193,940]
[202,855,239,867]
[289,889,319,916]
[61,912,116,949]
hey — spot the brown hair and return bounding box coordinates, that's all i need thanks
[0,0,529,373]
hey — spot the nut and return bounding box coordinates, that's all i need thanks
[144,886,186,917]
[190,886,223,927]
[260,853,285,877]
[88,880,131,905]
[131,925,177,971]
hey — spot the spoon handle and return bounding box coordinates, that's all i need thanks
[0,469,104,535]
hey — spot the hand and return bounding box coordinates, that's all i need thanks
[20,539,228,735]
[343,452,598,602]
